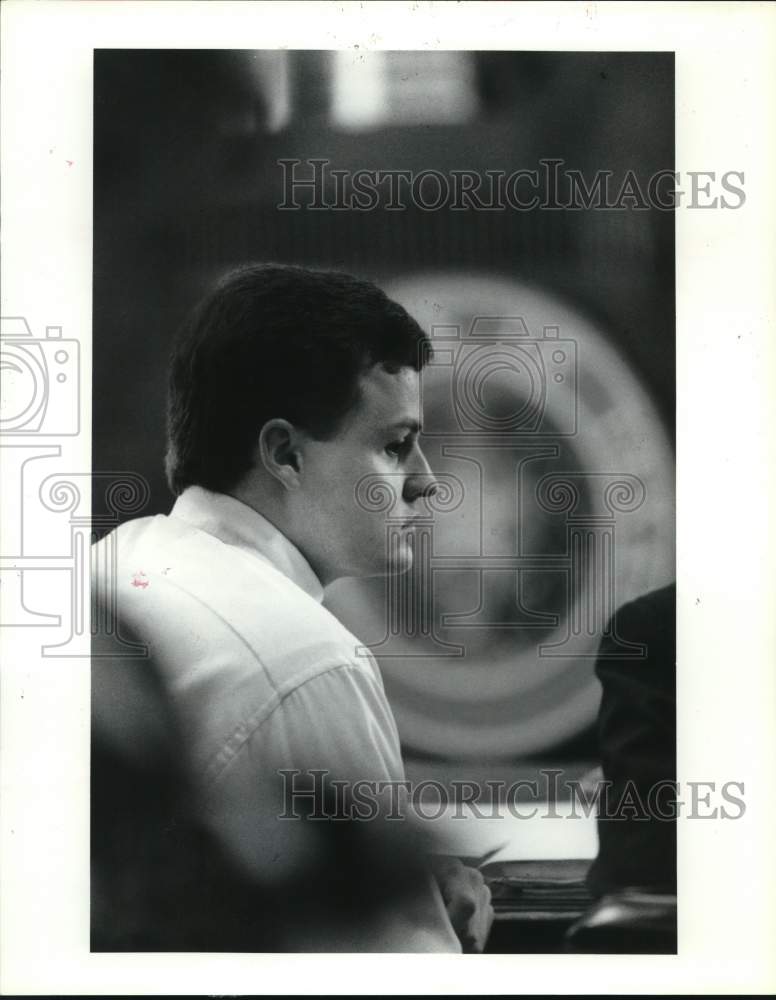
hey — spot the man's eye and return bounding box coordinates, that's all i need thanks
[386,439,409,457]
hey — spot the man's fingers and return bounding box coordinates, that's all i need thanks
[447,892,477,929]
[460,883,494,953]
[447,869,493,951]
[445,865,485,925]
[433,859,495,951]
[431,855,464,901]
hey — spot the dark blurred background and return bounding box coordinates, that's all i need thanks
[93,50,674,776]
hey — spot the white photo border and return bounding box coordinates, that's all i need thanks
[1,1,774,994]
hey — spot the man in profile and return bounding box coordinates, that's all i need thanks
[92,263,492,952]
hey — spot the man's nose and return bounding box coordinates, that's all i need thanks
[402,446,439,505]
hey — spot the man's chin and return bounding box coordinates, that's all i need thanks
[368,547,414,579]
[387,554,414,576]
[344,538,414,580]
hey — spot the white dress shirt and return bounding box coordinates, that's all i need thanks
[92,485,459,952]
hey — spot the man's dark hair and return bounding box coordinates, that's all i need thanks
[165,263,431,495]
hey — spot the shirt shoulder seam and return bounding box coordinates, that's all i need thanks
[203,658,381,787]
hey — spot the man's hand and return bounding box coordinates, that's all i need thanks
[432,856,494,953]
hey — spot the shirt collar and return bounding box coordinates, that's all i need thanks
[169,485,324,604]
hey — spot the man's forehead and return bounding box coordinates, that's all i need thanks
[355,364,421,425]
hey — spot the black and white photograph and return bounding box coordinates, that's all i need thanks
[1,1,774,994]
[89,45,678,955]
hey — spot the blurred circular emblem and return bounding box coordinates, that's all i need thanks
[327,273,674,759]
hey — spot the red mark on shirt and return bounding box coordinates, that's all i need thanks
[131,571,149,589]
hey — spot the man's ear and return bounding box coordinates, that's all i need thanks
[256,418,304,490]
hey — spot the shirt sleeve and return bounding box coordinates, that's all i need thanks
[254,661,405,781]
[199,662,461,952]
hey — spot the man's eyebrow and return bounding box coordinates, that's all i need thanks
[387,419,421,434]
